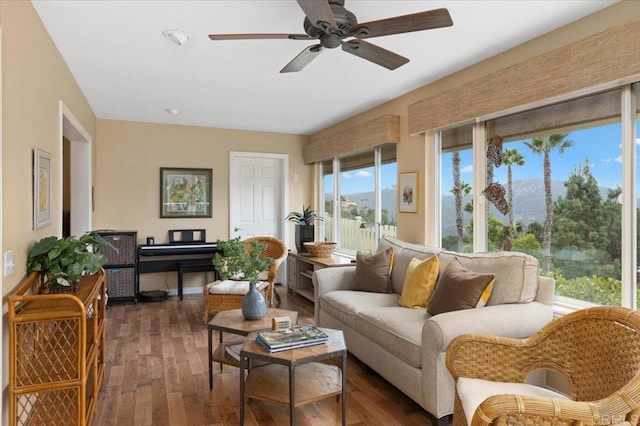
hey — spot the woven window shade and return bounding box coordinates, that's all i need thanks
[409,17,640,135]
[304,114,400,164]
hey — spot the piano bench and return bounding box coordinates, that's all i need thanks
[177,259,217,301]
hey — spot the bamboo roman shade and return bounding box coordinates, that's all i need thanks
[409,17,640,135]
[304,114,400,164]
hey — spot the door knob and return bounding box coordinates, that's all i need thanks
[234,227,243,232]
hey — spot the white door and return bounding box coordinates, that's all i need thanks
[229,152,288,282]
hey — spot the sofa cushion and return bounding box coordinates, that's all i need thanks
[427,258,496,316]
[377,237,442,294]
[353,247,394,293]
[398,256,439,308]
[438,250,539,305]
[320,290,399,330]
[356,306,430,368]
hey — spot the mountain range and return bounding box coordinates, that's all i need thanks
[341,178,620,237]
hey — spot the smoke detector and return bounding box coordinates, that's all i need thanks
[163,29,190,46]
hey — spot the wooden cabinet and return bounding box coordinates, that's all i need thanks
[8,270,107,426]
[287,252,353,302]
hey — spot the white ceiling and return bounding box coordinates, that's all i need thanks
[32,0,617,135]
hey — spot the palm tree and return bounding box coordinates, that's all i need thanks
[502,148,525,233]
[451,151,472,252]
[524,133,572,272]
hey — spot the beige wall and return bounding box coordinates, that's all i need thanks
[2,1,97,295]
[1,1,97,421]
[94,119,310,292]
[310,1,640,245]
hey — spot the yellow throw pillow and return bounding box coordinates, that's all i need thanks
[475,278,495,308]
[398,256,439,308]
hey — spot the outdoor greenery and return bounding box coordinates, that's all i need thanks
[445,132,633,306]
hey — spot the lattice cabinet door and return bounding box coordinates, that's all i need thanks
[8,270,106,426]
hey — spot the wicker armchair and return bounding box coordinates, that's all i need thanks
[446,306,640,426]
[202,236,287,324]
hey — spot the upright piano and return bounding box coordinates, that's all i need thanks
[137,229,221,300]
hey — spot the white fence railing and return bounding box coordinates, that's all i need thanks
[323,216,397,254]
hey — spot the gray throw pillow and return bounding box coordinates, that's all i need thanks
[352,247,394,293]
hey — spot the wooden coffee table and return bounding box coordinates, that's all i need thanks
[207,308,299,390]
[239,327,347,426]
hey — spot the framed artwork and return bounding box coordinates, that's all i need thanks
[160,167,212,218]
[399,171,418,213]
[33,149,52,229]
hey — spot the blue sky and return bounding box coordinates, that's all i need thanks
[442,121,640,193]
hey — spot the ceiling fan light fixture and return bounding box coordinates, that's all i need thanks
[162,29,190,46]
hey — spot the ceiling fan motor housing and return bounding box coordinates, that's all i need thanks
[303,0,357,48]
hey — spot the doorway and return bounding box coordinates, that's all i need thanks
[60,102,92,237]
[229,151,288,283]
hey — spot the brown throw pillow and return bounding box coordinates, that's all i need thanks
[427,257,496,316]
[352,247,394,293]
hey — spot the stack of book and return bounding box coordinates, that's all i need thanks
[256,324,329,353]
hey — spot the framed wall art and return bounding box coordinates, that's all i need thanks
[160,167,212,218]
[33,149,52,229]
[399,171,418,213]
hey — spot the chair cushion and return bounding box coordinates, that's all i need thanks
[457,377,570,426]
[208,280,267,295]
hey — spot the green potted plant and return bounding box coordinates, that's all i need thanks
[27,232,115,293]
[285,205,323,253]
[212,237,274,319]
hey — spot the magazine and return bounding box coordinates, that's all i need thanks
[224,342,243,361]
[255,334,327,353]
[256,324,328,351]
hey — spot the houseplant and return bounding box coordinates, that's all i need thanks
[285,205,323,253]
[27,232,114,293]
[212,237,274,320]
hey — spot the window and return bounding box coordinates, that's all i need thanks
[471,89,624,306]
[320,145,397,255]
[435,88,640,308]
[441,124,474,252]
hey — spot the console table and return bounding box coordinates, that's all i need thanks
[287,252,353,302]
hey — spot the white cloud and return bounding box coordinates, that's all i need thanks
[461,165,473,174]
[637,138,640,145]
[355,170,372,178]
[601,158,612,163]
[341,172,352,179]
[616,155,622,163]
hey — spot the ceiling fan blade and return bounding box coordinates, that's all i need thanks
[342,40,408,70]
[296,0,338,32]
[350,8,453,39]
[209,33,312,41]
[280,44,323,73]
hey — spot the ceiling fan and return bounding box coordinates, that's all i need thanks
[208,0,453,73]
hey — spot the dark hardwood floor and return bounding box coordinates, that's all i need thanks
[94,285,435,425]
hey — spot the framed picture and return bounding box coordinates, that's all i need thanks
[399,171,418,213]
[33,149,52,229]
[160,167,212,218]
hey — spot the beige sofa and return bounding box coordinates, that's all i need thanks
[313,237,555,423]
